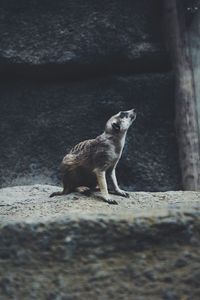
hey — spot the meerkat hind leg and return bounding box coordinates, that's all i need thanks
[95,170,118,205]
[76,186,92,196]
[50,172,72,198]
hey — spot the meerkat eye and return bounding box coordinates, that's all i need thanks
[119,112,128,118]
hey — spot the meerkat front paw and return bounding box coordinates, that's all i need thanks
[104,198,118,205]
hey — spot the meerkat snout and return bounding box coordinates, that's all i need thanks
[130,108,137,119]
[50,109,136,204]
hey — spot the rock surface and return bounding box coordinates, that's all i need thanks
[0,73,180,191]
[1,184,199,223]
[0,0,169,78]
[0,185,200,299]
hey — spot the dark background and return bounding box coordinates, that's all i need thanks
[0,0,181,191]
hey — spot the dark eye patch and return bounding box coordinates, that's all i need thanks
[119,112,129,118]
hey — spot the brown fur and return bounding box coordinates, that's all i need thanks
[50,135,117,197]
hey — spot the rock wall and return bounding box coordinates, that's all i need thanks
[0,0,169,76]
[0,0,181,190]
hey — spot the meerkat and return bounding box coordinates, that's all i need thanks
[50,109,136,204]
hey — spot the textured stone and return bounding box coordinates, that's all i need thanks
[0,73,180,191]
[1,185,200,224]
[0,0,170,78]
[0,186,200,299]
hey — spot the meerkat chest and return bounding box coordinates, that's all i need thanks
[93,134,126,170]
[110,135,126,163]
[114,135,126,156]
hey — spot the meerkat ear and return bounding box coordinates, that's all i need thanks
[112,122,120,132]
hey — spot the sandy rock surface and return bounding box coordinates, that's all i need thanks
[0,184,199,224]
[0,185,200,300]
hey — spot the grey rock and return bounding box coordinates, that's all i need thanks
[144,269,157,281]
[163,290,179,300]
[174,258,188,268]
[0,277,13,297]
[184,271,200,288]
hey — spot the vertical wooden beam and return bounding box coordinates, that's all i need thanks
[164,0,200,190]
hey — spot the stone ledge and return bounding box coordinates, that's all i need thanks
[0,43,170,80]
[0,184,200,266]
[0,184,199,228]
[0,185,200,299]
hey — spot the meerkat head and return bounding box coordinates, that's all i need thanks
[105,109,136,134]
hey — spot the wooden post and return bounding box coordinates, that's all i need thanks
[164,0,200,190]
